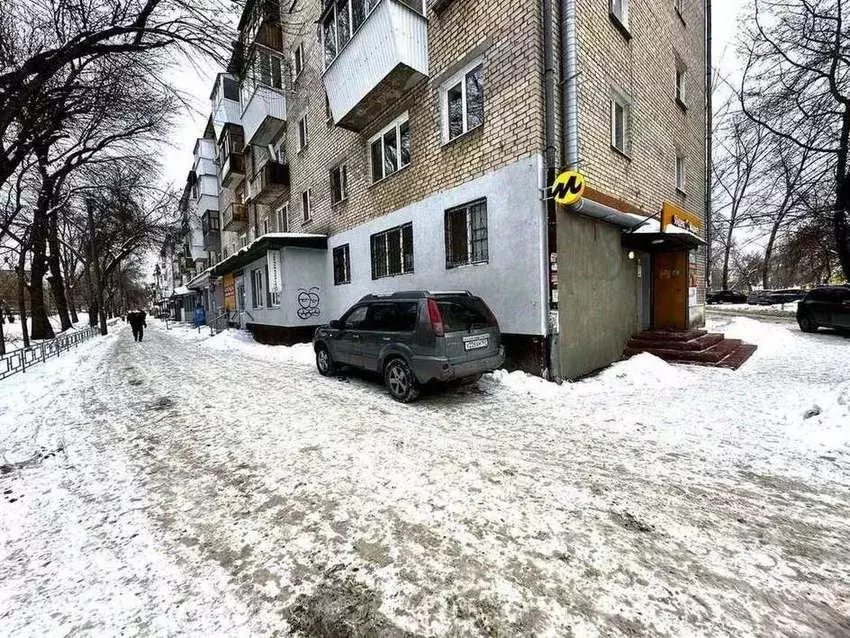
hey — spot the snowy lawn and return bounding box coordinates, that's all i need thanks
[706,301,800,318]
[1,313,93,353]
[1,316,848,636]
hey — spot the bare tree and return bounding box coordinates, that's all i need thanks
[739,0,850,280]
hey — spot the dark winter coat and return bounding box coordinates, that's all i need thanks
[127,311,146,329]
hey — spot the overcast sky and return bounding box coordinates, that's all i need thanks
[160,2,747,189]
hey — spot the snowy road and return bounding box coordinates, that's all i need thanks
[1,317,849,636]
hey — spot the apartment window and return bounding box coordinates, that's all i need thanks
[369,113,410,183]
[370,223,413,279]
[301,189,312,222]
[325,92,333,126]
[333,244,351,285]
[293,42,304,79]
[445,199,488,268]
[676,155,686,192]
[610,94,631,155]
[276,203,288,232]
[675,62,688,107]
[239,233,248,248]
[323,0,377,68]
[261,215,270,236]
[330,163,348,204]
[442,61,484,143]
[251,268,265,309]
[610,0,629,30]
[298,114,309,150]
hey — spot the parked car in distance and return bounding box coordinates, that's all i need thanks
[313,291,505,402]
[747,288,806,305]
[768,288,807,304]
[796,286,850,333]
[706,290,748,304]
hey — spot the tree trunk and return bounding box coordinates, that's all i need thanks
[835,174,850,282]
[0,307,5,356]
[47,209,72,331]
[99,306,108,336]
[28,150,55,341]
[16,268,29,349]
[67,280,79,324]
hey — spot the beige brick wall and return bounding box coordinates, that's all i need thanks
[273,0,546,238]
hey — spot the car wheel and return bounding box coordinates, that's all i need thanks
[797,315,818,333]
[316,344,336,376]
[384,358,420,403]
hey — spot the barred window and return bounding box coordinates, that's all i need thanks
[445,199,488,268]
[370,223,413,279]
[333,244,351,285]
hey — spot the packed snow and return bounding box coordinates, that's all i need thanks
[1,315,848,636]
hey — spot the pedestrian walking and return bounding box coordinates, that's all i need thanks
[193,303,206,330]
[127,310,147,342]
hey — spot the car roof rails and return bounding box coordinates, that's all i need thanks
[357,290,473,302]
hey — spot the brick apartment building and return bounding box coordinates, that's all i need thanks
[163,0,708,379]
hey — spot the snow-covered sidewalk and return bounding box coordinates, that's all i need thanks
[1,316,848,636]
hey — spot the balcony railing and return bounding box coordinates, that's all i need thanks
[322,0,428,131]
[244,0,282,50]
[247,161,290,205]
[221,152,245,188]
[222,202,248,231]
[242,85,287,147]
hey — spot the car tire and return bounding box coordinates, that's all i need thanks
[316,344,336,376]
[797,315,818,333]
[384,358,420,403]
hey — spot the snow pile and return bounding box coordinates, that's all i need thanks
[202,330,315,366]
[709,302,799,317]
[596,352,688,388]
[485,369,564,397]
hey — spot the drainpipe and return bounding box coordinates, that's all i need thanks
[562,0,579,170]
[704,0,713,294]
[542,0,560,380]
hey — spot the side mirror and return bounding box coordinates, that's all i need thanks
[329,319,342,330]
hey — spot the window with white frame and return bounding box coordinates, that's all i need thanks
[261,215,270,236]
[676,155,686,192]
[369,113,410,183]
[610,93,631,155]
[298,114,309,150]
[301,189,312,222]
[254,50,283,89]
[280,203,289,230]
[251,267,265,308]
[322,0,380,68]
[442,61,484,143]
[266,263,280,306]
[610,0,629,28]
[675,61,687,106]
[333,244,351,285]
[293,42,304,79]
[330,163,348,204]
[445,199,488,268]
[370,223,413,279]
[240,232,248,247]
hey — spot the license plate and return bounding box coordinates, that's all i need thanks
[464,337,488,351]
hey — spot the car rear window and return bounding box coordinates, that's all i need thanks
[436,296,497,332]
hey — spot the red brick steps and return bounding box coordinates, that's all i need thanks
[625,329,757,370]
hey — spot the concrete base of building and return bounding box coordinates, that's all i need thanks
[247,323,317,346]
[501,334,547,376]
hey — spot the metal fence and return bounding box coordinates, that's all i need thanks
[0,326,99,381]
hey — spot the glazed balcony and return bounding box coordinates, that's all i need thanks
[247,161,290,205]
[222,202,248,232]
[322,0,428,132]
[242,85,287,147]
[202,211,221,251]
[221,152,245,188]
[243,0,282,50]
[210,74,242,140]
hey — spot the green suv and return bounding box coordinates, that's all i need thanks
[313,291,504,402]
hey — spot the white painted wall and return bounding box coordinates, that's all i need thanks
[326,155,547,336]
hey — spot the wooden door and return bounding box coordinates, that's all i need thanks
[653,251,688,329]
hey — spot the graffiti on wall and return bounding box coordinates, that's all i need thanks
[296,287,321,320]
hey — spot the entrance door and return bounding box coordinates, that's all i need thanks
[653,251,688,329]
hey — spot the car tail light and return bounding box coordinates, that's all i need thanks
[426,297,444,337]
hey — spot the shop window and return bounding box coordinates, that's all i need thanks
[251,267,265,308]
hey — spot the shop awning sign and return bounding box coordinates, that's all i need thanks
[551,170,586,206]
[661,202,702,234]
